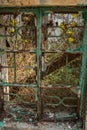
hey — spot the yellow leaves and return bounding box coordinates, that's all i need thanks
[67,30,75,44]
[10,19,18,27]
[23,40,28,45]
[60,20,77,31]
[72,14,78,18]
[9,28,15,33]
[66,30,74,35]
[59,21,76,45]
[60,14,64,17]
[70,21,77,27]
[18,37,22,41]
[29,69,33,74]
[9,19,17,35]
[23,16,29,22]
[9,19,17,34]
[68,37,75,44]
[60,22,67,30]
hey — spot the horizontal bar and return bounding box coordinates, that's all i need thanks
[4,92,35,96]
[41,6,87,12]
[2,65,36,69]
[0,82,37,87]
[42,85,79,89]
[44,95,77,99]
[0,49,83,54]
[2,66,14,68]
[42,50,83,54]
[47,35,63,37]
[4,93,37,104]
[0,6,87,13]
[18,66,36,69]
[4,49,36,53]
[5,100,36,106]
[44,103,77,108]
[0,7,38,13]
[43,96,77,107]
[42,50,65,53]
[46,26,83,28]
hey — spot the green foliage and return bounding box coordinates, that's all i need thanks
[44,65,80,86]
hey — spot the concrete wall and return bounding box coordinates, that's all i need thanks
[0,15,9,102]
[0,0,86,6]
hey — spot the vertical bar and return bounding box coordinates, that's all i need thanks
[65,55,68,85]
[80,12,87,119]
[36,8,42,119]
[13,52,16,82]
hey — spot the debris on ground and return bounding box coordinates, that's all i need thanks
[1,122,83,130]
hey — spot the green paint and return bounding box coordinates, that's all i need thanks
[0,82,37,87]
[44,96,77,107]
[0,122,4,127]
[13,52,16,83]
[79,13,87,119]
[0,6,85,122]
[0,6,86,13]
[36,8,42,119]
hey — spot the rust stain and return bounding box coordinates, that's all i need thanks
[0,0,86,6]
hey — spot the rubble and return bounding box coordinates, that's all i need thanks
[0,121,83,130]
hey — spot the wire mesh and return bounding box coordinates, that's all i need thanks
[0,10,85,122]
[41,12,84,120]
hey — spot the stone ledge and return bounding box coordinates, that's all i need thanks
[0,0,86,6]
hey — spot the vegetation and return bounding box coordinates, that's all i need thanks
[4,12,84,85]
[0,12,83,104]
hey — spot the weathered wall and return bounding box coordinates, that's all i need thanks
[0,0,86,6]
[0,15,9,102]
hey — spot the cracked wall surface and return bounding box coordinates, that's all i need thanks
[0,0,86,6]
